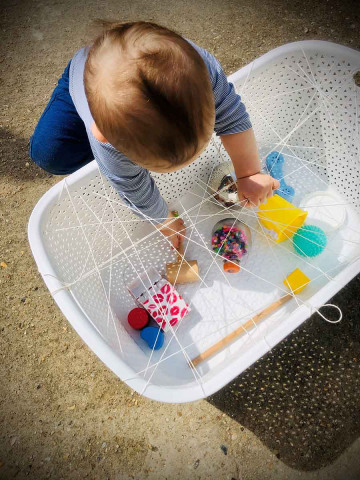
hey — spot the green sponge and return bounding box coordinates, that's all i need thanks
[292,225,327,257]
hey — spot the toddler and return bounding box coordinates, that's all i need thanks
[29,21,279,247]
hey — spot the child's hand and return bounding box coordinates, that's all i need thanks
[157,212,186,249]
[237,173,280,208]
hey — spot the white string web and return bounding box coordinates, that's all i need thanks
[39,46,360,401]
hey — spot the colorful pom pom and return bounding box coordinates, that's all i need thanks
[292,225,327,257]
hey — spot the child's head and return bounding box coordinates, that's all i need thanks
[84,21,215,172]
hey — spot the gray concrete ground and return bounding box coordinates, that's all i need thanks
[1,0,360,479]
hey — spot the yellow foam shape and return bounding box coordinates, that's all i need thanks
[258,194,308,243]
[284,268,310,294]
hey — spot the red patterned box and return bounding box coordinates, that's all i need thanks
[127,268,190,332]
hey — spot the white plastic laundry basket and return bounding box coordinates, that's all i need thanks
[28,41,360,403]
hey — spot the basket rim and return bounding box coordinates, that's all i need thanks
[28,40,360,403]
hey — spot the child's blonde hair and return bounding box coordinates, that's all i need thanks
[84,21,215,169]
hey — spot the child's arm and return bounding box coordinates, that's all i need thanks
[157,211,186,249]
[107,165,184,248]
[189,42,279,206]
[221,129,280,207]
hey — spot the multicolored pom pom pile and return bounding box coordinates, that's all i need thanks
[211,225,248,261]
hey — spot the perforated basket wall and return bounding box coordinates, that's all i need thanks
[29,41,360,402]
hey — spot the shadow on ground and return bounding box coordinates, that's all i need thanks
[0,128,49,181]
[208,274,360,472]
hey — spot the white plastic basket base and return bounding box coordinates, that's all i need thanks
[29,41,360,403]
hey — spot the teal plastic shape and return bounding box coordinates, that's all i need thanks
[292,225,327,257]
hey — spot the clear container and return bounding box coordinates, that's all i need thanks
[207,162,241,209]
[211,218,251,273]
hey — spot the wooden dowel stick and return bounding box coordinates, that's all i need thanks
[190,293,293,368]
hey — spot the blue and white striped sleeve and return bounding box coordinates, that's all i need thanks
[189,41,252,136]
[93,143,169,224]
[91,41,251,224]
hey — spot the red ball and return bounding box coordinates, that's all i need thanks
[128,308,149,330]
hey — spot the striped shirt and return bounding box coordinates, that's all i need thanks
[69,40,252,223]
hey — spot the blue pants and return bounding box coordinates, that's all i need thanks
[29,61,93,175]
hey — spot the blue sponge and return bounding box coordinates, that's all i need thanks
[141,326,164,350]
[265,151,295,202]
[293,225,327,257]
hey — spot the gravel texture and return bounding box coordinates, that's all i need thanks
[1,0,360,479]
